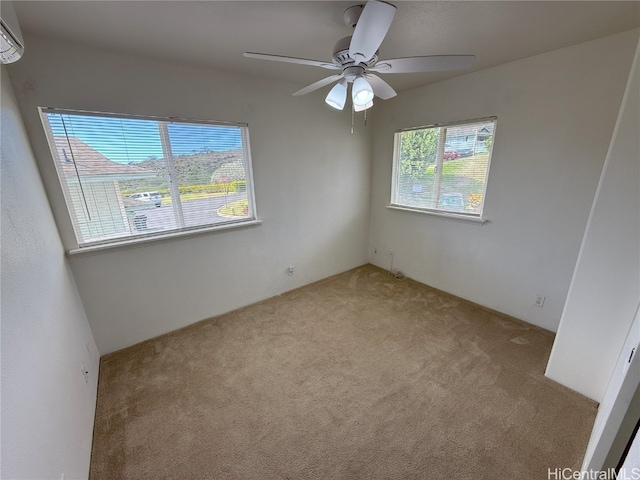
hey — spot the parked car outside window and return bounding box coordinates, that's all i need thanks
[130,191,162,207]
[456,147,474,157]
[444,144,459,160]
[438,193,465,212]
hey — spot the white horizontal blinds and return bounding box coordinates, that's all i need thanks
[438,121,494,215]
[393,128,440,208]
[395,127,441,210]
[41,109,254,247]
[393,118,496,216]
[164,122,251,228]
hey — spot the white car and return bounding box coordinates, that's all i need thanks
[130,192,162,207]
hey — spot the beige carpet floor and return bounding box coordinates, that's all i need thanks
[90,264,597,479]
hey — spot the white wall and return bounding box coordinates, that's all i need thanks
[1,67,99,479]
[547,38,640,401]
[581,305,640,472]
[8,36,372,354]
[368,30,639,334]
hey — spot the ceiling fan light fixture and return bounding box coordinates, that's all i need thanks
[244,0,475,116]
[354,100,374,112]
[325,78,348,110]
[352,75,374,106]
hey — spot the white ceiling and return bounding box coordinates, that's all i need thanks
[12,1,640,93]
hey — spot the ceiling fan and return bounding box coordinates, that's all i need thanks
[244,0,475,112]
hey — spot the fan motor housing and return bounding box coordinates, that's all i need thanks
[332,36,378,68]
[342,65,367,82]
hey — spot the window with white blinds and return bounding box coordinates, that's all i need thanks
[40,108,257,248]
[391,118,496,218]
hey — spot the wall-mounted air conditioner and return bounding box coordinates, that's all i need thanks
[0,1,23,64]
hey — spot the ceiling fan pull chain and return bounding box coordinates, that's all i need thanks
[351,105,355,134]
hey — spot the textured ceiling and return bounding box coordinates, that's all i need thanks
[13,1,640,94]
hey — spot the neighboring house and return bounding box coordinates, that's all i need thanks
[446,124,494,153]
[52,136,156,242]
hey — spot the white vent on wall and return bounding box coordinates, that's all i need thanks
[0,2,23,64]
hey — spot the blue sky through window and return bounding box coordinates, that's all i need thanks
[46,112,242,163]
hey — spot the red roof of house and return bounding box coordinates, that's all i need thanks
[53,136,153,178]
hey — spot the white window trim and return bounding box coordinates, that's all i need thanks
[386,205,488,224]
[67,219,263,255]
[390,116,496,220]
[39,107,260,252]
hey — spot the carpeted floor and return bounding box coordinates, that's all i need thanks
[90,264,597,479]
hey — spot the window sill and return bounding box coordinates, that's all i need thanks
[67,219,263,255]
[386,205,487,224]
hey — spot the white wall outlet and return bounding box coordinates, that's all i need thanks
[287,265,294,276]
[534,295,546,307]
[81,363,89,383]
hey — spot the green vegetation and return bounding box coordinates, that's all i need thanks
[119,150,244,196]
[210,161,245,184]
[119,150,248,207]
[425,155,489,182]
[399,128,439,179]
[161,192,219,204]
[159,181,246,204]
[395,123,494,212]
[218,199,249,217]
[399,154,489,212]
[157,180,245,196]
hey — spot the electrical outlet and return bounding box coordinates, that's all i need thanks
[81,363,89,383]
[534,295,546,307]
[287,265,294,276]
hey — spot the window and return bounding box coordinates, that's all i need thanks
[40,108,258,249]
[390,117,496,218]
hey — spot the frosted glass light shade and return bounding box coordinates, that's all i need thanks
[354,100,373,112]
[352,76,374,106]
[325,79,348,110]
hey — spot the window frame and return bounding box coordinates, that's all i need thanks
[389,116,496,223]
[39,107,260,253]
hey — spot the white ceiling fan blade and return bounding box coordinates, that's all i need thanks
[293,74,344,96]
[366,74,397,100]
[369,55,476,73]
[244,52,340,70]
[349,0,396,65]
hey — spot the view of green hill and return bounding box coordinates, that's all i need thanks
[119,150,243,195]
